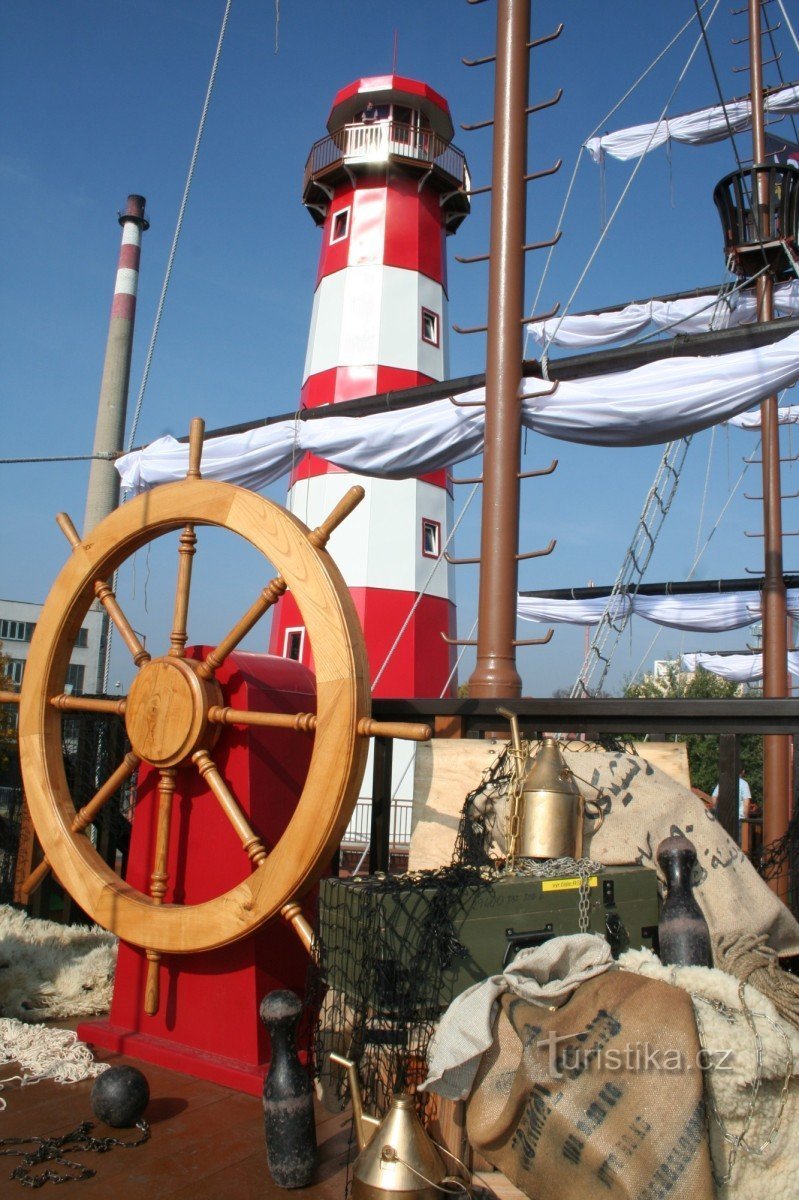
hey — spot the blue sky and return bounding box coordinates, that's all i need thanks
[3,1,798,696]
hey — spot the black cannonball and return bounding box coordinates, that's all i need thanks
[91,1065,150,1127]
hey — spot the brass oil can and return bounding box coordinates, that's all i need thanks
[498,710,604,859]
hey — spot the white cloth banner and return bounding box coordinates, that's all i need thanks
[682,651,799,682]
[584,82,799,163]
[527,282,799,350]
[518,588,799,631]
[117,331,799,492]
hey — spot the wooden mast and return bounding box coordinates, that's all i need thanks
[467,0,531,698]
[748,0,791,890]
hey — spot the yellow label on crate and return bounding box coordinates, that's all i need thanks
[541,875,599,892]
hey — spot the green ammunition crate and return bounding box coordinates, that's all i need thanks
[318,866,660,1015]
[450,866,659,995]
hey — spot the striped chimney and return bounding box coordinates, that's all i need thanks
[83,194,149,535]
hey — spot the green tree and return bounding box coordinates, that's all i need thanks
[624,662,763,803]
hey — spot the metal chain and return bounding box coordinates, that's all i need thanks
[509,856,603,935]
[503,741,528,868]
[691,987,793,1187]
[577,861,593,934]
[0,1121,150,1189]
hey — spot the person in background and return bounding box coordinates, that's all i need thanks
[712,769,754,821]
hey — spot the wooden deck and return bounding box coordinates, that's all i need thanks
[0,1039,351,1198]
[0,1032,524,1199]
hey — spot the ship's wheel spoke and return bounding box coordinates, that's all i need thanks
[143,768,177,1016]
[56,513,151,669]
[50,694,127,716]
[168,523,197,658]
[192,749,268,867]
[355,718,431,741]
[195,486,367,682]
[21,751,140,898]
[206,704,430,743]
[195,576,287,680]
[96,580,151,667]
[168,419,205,658]
[149,769,177,904]
[208,705,316,733]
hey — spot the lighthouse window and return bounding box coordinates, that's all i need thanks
[330,207,350,245]
[421,518,441,559]
[284,627,305,661]
[421,308,440,347]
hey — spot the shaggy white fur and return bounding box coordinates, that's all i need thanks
[0,905,117,1021]
[620,947,799,1200]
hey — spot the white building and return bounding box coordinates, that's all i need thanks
[0,598,105,695]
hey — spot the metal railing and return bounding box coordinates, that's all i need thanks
[303,121,468,192]
[364,696,799,900]
[341,797,413,849]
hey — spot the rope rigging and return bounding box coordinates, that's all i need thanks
[571,436,694,697]
[125,0,234,456]
[532,0,799,693]
[626,441,756,685]
[527,0,722,369]
[526,0,720,348]
[101,0,233,693]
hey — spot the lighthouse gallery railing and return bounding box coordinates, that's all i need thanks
[303,121,468,192]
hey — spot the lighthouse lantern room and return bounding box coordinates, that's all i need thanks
[269,76,470,699]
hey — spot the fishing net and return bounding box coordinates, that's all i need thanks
[2,706,133,914]
[62,708,133,859]
[309,864,493,1120]
[452,743,514,868]
[756,803,799,924]
[308,741,604,1122]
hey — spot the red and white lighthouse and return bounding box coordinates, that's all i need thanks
[269,75,470,698]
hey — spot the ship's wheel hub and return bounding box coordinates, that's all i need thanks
[125,656,222,768]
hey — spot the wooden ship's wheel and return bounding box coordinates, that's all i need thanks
[13,419,430,1013]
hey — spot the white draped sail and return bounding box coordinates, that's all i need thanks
[584,82,799,163]
[526,282,799,349]
[681,651,799,682]
[516,595,631,626]
[728,404,799,429]
[117,330,799,492]
[518,588,799,631]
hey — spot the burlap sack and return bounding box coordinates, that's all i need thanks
[620,948,799,1200]
[466,970,714,1200]
[410,741,799,955]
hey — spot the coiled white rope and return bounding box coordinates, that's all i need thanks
[0,1020,108,1111]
